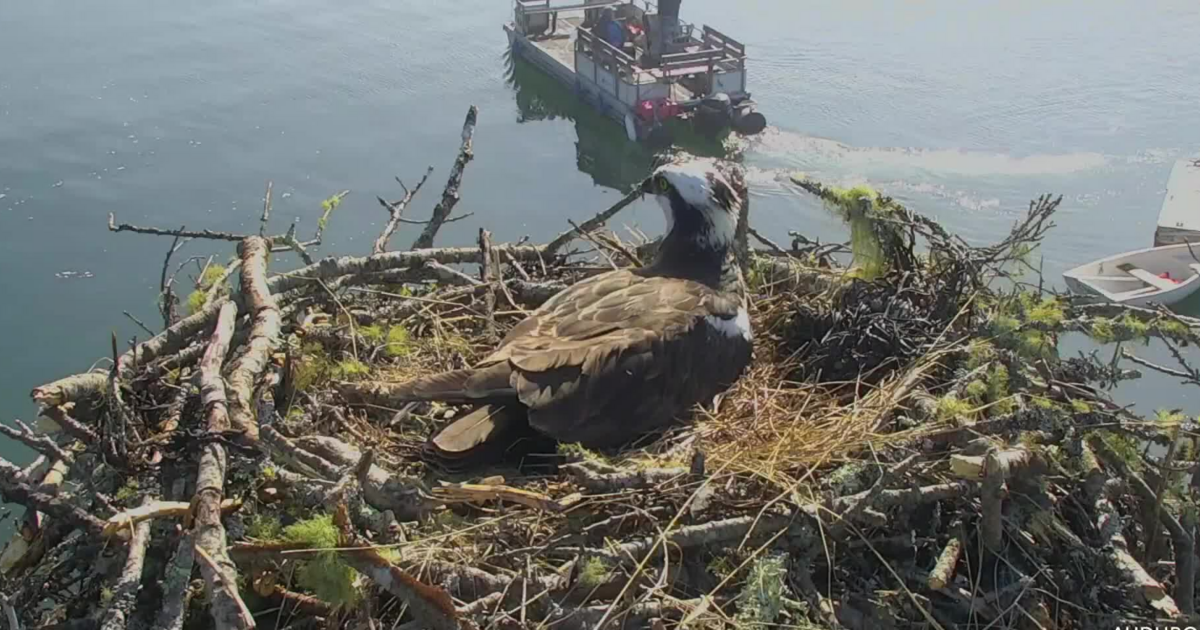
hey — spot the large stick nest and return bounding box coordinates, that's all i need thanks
[5,122,1200,630]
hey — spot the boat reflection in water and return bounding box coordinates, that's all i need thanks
[503,50,734,194]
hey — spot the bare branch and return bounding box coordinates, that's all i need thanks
[273,223,313,265]
[479,228,497,342]
[545,182,648,257]
[567,219,642,268]
[411,106,478,250]
[748,226,796,259]
[422,260,482,287]
[0,455,103,535]
[122,311,155,337]
[332,505,462,630]
[1122,349,1198,384]
[158,229,190,328]
[32,243,551,406]
[40,405,99,444]
[0,419,71,463]
[375,166,433,254]
[259,180,272,237]
[109,214,246,242]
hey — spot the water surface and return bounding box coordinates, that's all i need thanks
[1,0,1198,509]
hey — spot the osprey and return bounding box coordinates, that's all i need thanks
[401,158,754,471]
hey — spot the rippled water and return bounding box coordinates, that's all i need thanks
[1,0,1199,495]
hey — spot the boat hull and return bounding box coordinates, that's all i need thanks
[506,24,639,131]
[1062,243,1200,307]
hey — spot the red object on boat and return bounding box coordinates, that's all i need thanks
[635,98,682,123]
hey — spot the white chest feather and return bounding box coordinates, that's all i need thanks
[705,306,752,341]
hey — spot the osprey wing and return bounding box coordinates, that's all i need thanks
[490,271,747,447]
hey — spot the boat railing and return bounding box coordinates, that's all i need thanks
[576,27,653,83]
[660,48,729,70]
[700,25,746,59]
[514,0,627,17]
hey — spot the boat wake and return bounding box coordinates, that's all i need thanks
[743,127,1109,179]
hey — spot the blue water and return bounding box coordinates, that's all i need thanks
[1,0,1199,474]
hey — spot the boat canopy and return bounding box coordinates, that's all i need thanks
[1155,159,1200,245]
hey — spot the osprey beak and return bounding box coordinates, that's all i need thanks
[638,176,654,198]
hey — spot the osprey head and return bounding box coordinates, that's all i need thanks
[641,158,742,250]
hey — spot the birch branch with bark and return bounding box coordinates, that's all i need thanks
[32,242,550,407]
[191,302,255,630]
[225,236,281,445]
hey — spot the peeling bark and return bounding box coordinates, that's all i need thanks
[927,522,964,590]
[226,236,281,444]
[99,497,152,630]
[155,531,196,630]
[561,463,688,493]
[192,302,255,630]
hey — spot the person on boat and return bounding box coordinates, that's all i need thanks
[596,8,625,49]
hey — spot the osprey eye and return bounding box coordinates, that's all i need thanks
[656,176,671,193]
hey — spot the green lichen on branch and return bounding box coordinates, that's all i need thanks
[804,183,892,280]
[245,513,283,541]
[734,553,793,627]
[936,393,975,423]
[358,324,385,344]
[282,514,361,609]
[332,358,371,381]
[185,263,230,315]
[293,342,335,392]
[383,325,414,358]
[1088,312,1151,344]
[318,192,346,236]
[576,556,611,590]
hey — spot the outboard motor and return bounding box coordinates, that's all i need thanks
[693,92,732,138]
[732,102,768,135]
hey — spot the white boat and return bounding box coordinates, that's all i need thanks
[1154,159,1200,246]
[1063,243,1200,307]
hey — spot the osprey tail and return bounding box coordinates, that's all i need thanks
[422,404,555,473]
